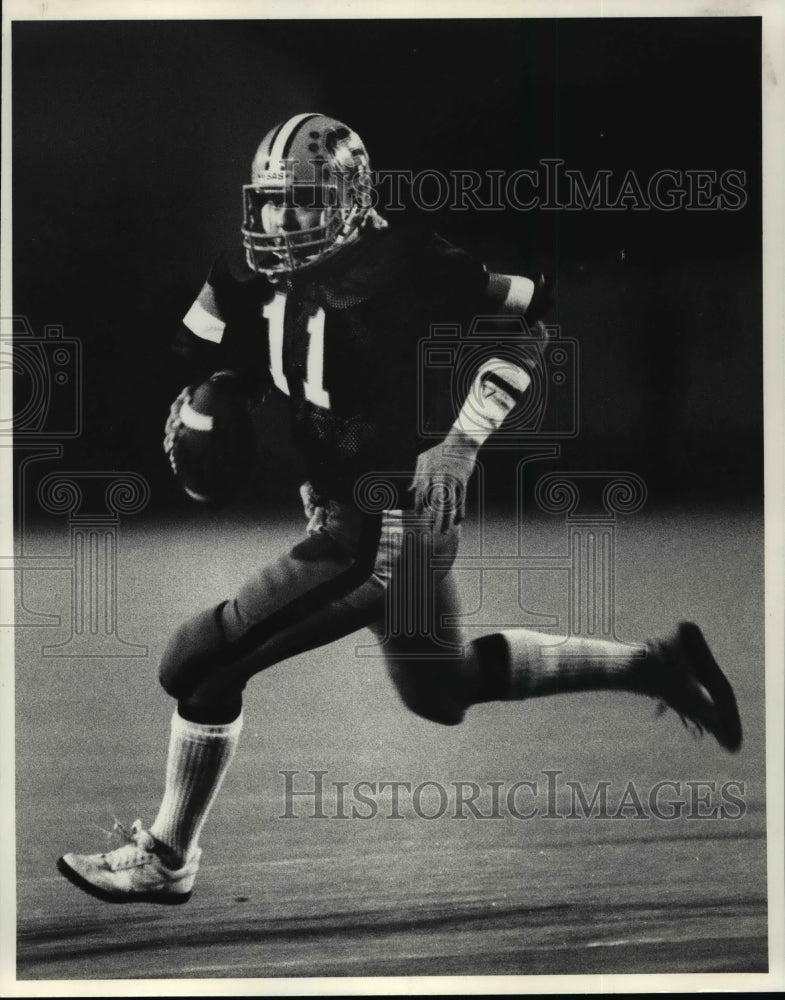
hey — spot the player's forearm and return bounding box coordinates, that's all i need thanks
[451,358,532,448]
[439,424,481,462]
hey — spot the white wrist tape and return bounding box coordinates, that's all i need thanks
[452,357,531,446]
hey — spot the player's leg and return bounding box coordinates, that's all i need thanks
[464,622,742,751]
[371,567,471,726]
[378,598,742,752]
[145,525,386,874]
[368,517,660,726]
[372,521,741,751]
[372,522,662,726]
[367,515,483,726]
[57,505,395,901]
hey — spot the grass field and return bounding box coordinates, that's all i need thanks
[14,506,768,982]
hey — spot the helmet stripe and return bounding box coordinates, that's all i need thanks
[262,118,288,161]
[281,113,321,158]
[269,112,321,164]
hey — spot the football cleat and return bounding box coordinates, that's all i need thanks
[647,621,742,752]
[242,112,375,275]
[56,819,200,905]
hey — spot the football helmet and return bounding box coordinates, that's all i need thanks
[242,112,374,275]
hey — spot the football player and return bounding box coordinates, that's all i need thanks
[57,113,742,904]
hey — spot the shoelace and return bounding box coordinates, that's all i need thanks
[655,699,705,739]
[96,819,154,870]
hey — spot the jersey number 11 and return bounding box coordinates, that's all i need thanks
[263,292,331,410]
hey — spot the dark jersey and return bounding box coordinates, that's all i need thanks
[176,225,535,502]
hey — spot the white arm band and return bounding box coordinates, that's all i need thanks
[452,357,532,447]
[182,282,226,344]
[486,273,536,314]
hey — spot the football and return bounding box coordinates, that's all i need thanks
[170,370,257,503]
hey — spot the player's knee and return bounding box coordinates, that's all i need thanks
[387,663,466,726]
[177,688,243,725]
[404,694,465,726]
[158,603,227,700]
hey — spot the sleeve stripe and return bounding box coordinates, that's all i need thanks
[486,273,535,314]
[182,298,226,344]
[180,399,214,431]
[486,272,512,303]
[502,275,535,313]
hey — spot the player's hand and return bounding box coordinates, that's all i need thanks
[162,386,194,477]
[410,428,479,534]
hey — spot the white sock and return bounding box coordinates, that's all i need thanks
[149,710,243,865]
[498,628,649,700]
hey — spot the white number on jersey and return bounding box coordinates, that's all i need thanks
[262,292,331,410]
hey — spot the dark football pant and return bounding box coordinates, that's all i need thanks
[159,494,471,726]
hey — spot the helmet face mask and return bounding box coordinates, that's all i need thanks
[241,113,374,276]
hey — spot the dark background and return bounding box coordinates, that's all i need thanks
[12,18,762,513]
[11,19,770,981]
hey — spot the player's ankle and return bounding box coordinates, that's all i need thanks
[152,836,185,869]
